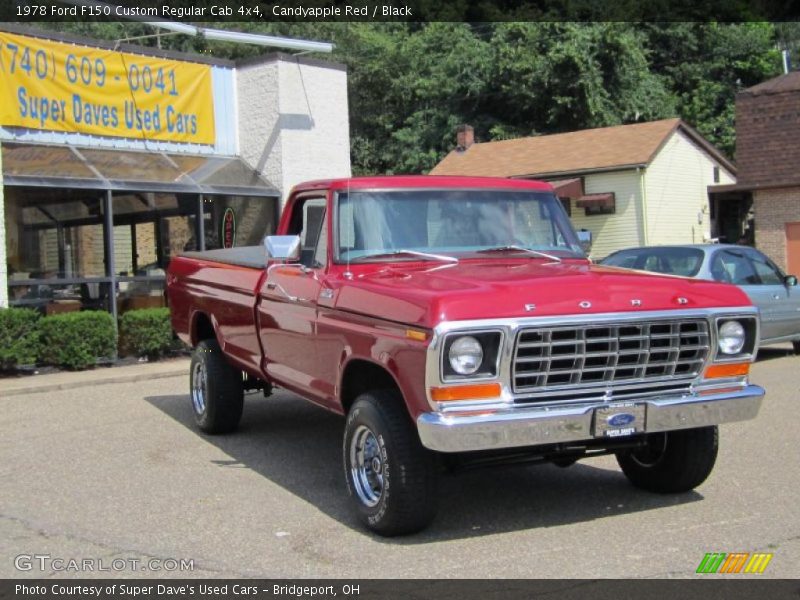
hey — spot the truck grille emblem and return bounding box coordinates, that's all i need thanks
[524,304,537,312]
[631,299,642,307]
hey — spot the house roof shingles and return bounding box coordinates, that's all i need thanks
[430,118,735,178]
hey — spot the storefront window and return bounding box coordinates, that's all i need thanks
[9,281,113,314]
[5,187,109,312]
[111,192,201,314]
[6,189,106,280]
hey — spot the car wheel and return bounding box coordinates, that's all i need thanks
[793,340,800,355]
[343,390,439,536]
[616,426,718,493]
[190,339,244,434]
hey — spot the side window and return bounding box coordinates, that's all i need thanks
[642,255,664,272]
[745,250,783,285]
[313,209,328,267]
[287,197,327,268]
[615,255,638,269]
[710,251,759,285]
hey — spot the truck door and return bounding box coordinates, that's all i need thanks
[257,196,327,401]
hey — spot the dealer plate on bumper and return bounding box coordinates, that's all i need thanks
[593,403,646,438]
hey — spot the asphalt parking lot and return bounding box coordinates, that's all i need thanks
[1,348,798,579]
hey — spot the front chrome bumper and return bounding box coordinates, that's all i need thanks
[416,384,765,453]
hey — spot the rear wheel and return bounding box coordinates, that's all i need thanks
[343,391,439,536]
[616,426,718,493]
[792,340,800,355]
[190,339,244,434]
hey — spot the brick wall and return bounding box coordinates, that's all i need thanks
[736,81,800,187]
[754,186,800,271]
[76,224,105,277]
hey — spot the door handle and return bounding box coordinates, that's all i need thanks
[773,294,781,300]
[265,281,306,302]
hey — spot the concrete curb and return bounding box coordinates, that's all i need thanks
[0,361,189,397]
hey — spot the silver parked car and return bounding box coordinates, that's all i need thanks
[600,244,800,351]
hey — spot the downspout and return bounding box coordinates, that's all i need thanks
[638,167,649,245]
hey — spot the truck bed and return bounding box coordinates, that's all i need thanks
[181,246,265,270]
[168,250,266,376]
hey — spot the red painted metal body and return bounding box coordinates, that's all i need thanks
[167,176,753,420]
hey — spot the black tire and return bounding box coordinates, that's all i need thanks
[792,340,800,355]
[343,391,439,536]
[189,339,244,434]
[616,426,718,493]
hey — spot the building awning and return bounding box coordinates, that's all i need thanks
[549,177,584,199]
[1,142,279,197]
[576,192,616,209]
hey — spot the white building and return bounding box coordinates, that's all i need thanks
[431,119,735,259]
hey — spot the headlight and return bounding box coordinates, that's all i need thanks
[718,320,745,355]
[448,336,483,375]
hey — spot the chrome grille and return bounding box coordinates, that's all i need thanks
[512,319,710,394]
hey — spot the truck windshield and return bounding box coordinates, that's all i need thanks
[336,189,584,262]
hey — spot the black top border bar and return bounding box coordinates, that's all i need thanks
[5,0,800,22]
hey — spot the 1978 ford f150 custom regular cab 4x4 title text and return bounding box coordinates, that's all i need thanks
[167,176,765,535]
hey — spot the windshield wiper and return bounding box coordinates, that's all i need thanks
[349,249,459,264]
[476,245,562,262]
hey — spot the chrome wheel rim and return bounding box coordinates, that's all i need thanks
[349,425,385,508]
[191,360,207,415]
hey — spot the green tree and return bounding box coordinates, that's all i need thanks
[645,22,781,157]
[486,22,675,137]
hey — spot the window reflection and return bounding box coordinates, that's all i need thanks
[6,185,276,315]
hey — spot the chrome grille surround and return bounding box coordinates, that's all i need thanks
[512,319,710,396]
[423,307,760,413]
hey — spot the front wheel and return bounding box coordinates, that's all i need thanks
[343,391,439,536]
[616,426,718,493]
[190,339,244,434]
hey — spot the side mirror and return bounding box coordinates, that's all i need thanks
[785,274,797,287]
[577,229,593,254]
[264,235,300,263]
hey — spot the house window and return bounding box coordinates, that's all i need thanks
[713,166,720,183]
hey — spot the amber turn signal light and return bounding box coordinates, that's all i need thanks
[430,382,502,402]
[704,362,749,379]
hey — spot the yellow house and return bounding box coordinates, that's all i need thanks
[430,119,736,259]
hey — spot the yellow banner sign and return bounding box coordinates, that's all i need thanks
[0,31,215,145]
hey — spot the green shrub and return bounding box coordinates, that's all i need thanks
[39,311,117,370]
[119,307,175,358]
[0,308,41,369]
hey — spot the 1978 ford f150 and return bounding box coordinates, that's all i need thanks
[167,176,765,536]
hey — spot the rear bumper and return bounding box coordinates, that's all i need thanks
[416,384,764,453]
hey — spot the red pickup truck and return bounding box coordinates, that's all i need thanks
[167,176,764,536]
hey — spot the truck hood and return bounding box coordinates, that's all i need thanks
[331,260,753,328]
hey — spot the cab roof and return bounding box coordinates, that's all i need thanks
[291,175,554,194]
